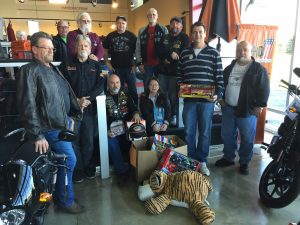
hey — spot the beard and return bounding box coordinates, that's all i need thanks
[78,51,90,59]
[43,53,53,63]
[110,87,120,94]
[80,24,92,34]
[148,18,157,24]
[239,56,251,63]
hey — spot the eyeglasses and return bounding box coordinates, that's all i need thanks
[58,26,69,29]
[35,46,56,52]
[80,19,91,24]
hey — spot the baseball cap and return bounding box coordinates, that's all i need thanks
[116,16,127,22]
[170,16,182,24]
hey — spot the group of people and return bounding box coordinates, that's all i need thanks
[15,7,270,216]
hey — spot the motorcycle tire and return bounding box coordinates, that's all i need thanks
[259,159,300,208]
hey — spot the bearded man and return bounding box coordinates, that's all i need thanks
[215,41,270,175]
[67,12,104,61]
[60,35,106,182]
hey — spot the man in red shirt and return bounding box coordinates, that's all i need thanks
[135,8,168,88]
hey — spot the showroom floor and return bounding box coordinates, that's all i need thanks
[43,144,300,225]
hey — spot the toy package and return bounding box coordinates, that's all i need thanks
[179,83,215,99]
[151,134,178,153]
[157,148,202,174]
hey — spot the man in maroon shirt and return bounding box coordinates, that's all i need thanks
[67,12,104,61]
[135,8,168,88]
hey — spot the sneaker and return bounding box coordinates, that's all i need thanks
[215,158,235,167]
[57,202,85,214]
[84,167,96,179]
[199,162,210,176]
[239,164,249,175]
[72,170,84,183]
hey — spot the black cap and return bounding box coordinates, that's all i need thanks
[116,16,127,22]
[170,16,182,24]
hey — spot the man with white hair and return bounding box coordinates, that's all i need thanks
[135,8,168,88]
[215,41,270,175]
[67,12,104,61]
[61,35,106,182]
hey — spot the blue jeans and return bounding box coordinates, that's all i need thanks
[158,74,178,115]
[182,101,214,162]
[221,106,257,164]
[114,68,138,104]
[108,135,129,174]
[43,124,76,207]
[143,65,159,89]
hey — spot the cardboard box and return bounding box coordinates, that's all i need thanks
[157,148,202,174]
[129,135,187,183]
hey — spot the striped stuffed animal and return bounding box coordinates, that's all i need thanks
[138,170,215,225]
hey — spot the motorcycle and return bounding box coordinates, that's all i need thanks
[259,68,300,208]
[0,128,74,225]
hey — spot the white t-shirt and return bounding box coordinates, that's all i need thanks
[194,48,202,56]
[225,62,252,106]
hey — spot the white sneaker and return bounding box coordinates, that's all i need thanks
[199,162,210,176]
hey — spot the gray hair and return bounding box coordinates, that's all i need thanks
[76,12,91,24]
[30,31,52,47]
[75,34,91,47]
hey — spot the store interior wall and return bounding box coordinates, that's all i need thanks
[0,0,189,38]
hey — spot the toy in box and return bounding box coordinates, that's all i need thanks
[157,148,202,174]
[179,83,215,99]
[151,134,178,153]
[126,120,147,141]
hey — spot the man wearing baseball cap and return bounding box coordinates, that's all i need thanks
[103,16,138,104]
[159,16,190,126]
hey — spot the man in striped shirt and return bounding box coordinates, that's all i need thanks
[177,22,224,176]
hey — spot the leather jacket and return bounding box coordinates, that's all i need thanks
[17,59,82,141]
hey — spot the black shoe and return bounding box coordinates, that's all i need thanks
[215,158,235,167]
[73,170,84,183]
[84,167,96,179]
[117,172,130,186]
[240,164,249,175]
[56,202,85,214]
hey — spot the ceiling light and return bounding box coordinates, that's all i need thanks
[112,0,118,8]
[48,0,69,4]
[18,0,25,2]
[110,23,116,29]
[130,1,135,8]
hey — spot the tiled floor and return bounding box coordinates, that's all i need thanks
[44,145,300,225]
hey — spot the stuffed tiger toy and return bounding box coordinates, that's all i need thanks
[138,170,215,225]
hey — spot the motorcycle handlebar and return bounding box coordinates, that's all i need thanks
[48,151,67,161]
[280,79,299,95]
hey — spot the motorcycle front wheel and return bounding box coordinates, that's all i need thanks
[259,159,300,208]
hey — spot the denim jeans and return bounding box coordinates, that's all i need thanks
[108,134,129,174]
[182,101,214,162]
[221,106,257,165]
[158,74,178,115]
[43,120,76,207]
[114,68,138,104]
[143,65,159,89]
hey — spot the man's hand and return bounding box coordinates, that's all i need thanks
[170,52,179,61]
[35,138,49,154]
[160,124,168,132]
[132,112,141,123]
[78,96,91,111]
[138,65,145,74]
[207,95,218,102]
[218,99,226,108]
[153,124,160,132]
[89,54,98,61]
[253,107,263,117]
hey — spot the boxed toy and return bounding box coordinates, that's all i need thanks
[126,120,147,140]
[151,134,178,153]
[11,40,31,59]
[157,148,202,174]
[179,83,215,99]
[129,135,187,183]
